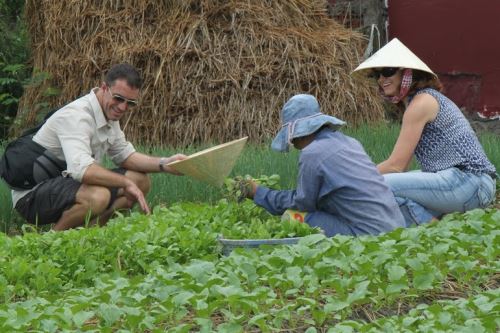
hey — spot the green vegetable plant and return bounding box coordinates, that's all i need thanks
[0,208,497,331]
[223,174,281,202]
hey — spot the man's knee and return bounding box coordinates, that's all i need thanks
[137,173,151,194]
[77,185,111,214]
[125,171,151,194]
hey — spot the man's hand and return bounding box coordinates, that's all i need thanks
[123,181,150,214]
[161,154,188,175]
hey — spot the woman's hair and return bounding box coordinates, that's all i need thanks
[407,69,443,95]
[391,69,444,112]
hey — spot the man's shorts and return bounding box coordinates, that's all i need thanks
[15,168,127,225]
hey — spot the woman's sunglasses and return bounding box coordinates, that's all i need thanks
[107,87,138,107]
[370,67,400,78]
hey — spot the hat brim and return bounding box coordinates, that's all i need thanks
[271,115,345,152]
[167,137,248,186]
[352,38,436,77]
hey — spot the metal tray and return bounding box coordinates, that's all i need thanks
[217,236,303,256]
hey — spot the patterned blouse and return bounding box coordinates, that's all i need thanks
[410,88,496,175]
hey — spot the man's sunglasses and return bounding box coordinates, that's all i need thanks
[107,87,138,107]
[370,67,400,78]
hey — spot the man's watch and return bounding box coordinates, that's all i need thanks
[159,157,168,172]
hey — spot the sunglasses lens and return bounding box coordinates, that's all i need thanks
[370,67,399,78]
[381,67,398,77]
[113,95,137,107]
[113,95,126,103]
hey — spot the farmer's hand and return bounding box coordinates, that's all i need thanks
[237,178,257,202]
[246,180,258,198]
[160,154,188,175]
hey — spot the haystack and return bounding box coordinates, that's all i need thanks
[16,0,385,147]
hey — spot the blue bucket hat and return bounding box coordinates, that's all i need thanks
[271,94,345,152]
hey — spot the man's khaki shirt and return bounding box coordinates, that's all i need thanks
[12,88,136,206]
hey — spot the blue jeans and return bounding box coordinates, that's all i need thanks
[384,168,496,227]
[304,212,358,237]
[304,210,402,237]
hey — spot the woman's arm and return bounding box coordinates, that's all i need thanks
[378,93,439,174]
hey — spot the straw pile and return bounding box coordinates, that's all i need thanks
[17,0,385,146]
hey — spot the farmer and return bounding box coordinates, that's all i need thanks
[241,94,405,237]
[12,63,187,231]
[352,38,497,226]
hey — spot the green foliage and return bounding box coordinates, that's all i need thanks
[0,207,498,331]
[223,174,281,202]
[331,289,500,332]
[0,61,28,137]
[0,0,29,138]
[1,126,499,232]
[0,0,28,64]
[478,132,500,174]
[145,142,300,207]
[0,199,319,302]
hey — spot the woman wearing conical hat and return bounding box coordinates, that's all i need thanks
[353,38,497,226]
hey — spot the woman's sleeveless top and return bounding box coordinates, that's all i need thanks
[410,88,496,175]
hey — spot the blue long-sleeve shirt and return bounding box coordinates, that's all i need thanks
[254,129,405,234]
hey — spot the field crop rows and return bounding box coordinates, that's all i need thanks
[0,200,498,332]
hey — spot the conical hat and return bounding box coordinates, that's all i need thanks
[353,38,436,77]
[167,137,248,187]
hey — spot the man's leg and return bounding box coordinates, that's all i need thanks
[16,170,151,231]
[52,184,111,230]
[91,170,151,226]
[56,170,150,229]
[15,176,84,228]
